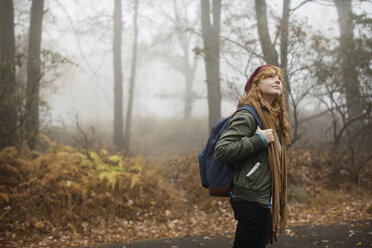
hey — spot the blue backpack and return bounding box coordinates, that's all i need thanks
[199,105,262,197]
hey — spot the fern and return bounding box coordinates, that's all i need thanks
[128,174,140,189]
[99,149,108,156]
[108,155,123,167]
[0,146,18,160]
[61,145,76,153]
[96,163,109,171]
[38,133,55,148]
[109,166,124,172]
[88,151,101,163]
[0,139,185,233]
[0,164,19,177]
[79,159,92,167]
[99,171,117,190]
[129,164,142,173]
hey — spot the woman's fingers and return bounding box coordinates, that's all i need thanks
[261,129,274,143]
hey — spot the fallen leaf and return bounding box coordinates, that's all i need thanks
[0,193,9,203]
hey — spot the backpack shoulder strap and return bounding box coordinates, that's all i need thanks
[237,105,263,129]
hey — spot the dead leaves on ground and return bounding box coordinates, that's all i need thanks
[0,146,371,247]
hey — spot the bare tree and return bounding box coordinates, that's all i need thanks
[334,0,364,134]
[219,0,324,144]
[149,0,199,120]
[310,14,372,185]
[254,0,279,66]
[314,72,371,185]
[123,0,139,155]
[253,0,319,144]
[280,0,290,108]
[254,0,292,111]
[0,0,17,149]
[25,0,45,149]
[113,0,124,148]
[172,0,199,120]
[201,0,222,130]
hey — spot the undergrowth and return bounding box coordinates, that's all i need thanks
[0,135,371,244]
[0,134,183,233]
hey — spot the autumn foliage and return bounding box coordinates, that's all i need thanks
[0,135,371,247]
[0,135,184,242]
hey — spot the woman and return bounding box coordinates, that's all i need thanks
[215,65,290,247]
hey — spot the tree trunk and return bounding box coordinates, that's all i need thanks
[184,59,192,121]
[123,0,139,155]
[171,0,197,120]
[113,0,124,148]
[181,38,197,120]
[255,0,293,117]
[25,0,44,149]
[184,63,194,121]
[280,0,290,112]
[201,0,222,130]
[0,0,17,149]
[334,0,364,134]
[255,0,279,66]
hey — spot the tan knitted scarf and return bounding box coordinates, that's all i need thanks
[249,101,288,243]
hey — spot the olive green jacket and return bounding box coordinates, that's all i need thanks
[214,110,272,205]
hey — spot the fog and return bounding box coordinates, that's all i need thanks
[7,0,371,154]
[34,1,365,124]
[3,2,372,246]
[41,0,206,123]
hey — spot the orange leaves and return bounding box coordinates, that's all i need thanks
[0,192,9,203]
[287,191,372,227]
[0,146,371,247]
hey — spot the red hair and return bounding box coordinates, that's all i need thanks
[238,66,290,144]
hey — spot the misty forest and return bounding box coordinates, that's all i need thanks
[1,0,371,247]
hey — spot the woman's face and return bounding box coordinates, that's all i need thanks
[258,70,283,101]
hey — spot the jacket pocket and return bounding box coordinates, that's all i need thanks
[246,162,261,178]
[235,158,263,191]
[245,161,263,190]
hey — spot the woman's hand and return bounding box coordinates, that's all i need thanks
[257,126,274,144]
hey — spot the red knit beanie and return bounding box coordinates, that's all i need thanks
[244,64,272,93]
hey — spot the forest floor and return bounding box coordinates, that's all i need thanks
[1,146,371,247]
[94,219,372,248]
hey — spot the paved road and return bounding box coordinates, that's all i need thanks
[92,219,371,248]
